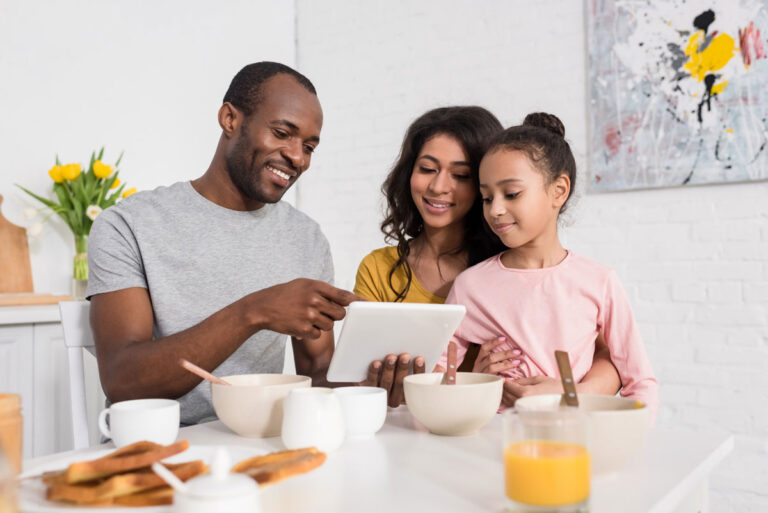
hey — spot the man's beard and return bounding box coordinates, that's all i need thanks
[225,127,277,205]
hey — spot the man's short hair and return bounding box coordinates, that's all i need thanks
[223,62,317,117]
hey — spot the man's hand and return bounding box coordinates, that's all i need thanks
[501,376,563,407]
[361,353,426,407]
[472,337,523,375]
[246,279,360,340]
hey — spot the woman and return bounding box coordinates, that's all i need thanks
[357,106,621,405]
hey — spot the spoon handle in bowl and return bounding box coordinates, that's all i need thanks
[441,342,458,385]
[555,350,579,407]
[179,358,231,386]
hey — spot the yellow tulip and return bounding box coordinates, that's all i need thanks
[61,163,82,181]
[122,187,137,198]
[93,160,113,179]
[48,165,63,183]
[110,177,121,189]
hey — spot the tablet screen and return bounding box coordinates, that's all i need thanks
[327,301,466,382]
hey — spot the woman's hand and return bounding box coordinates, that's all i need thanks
[501,376,563,407]
[472,337,523,375]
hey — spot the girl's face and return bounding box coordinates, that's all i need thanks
[410,134,476,232]
[479,149,568,249]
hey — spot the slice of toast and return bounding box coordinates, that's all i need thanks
[231,447,326,486]
[112,486,175,506]
[46,460,206,505]
[64,440,190,484]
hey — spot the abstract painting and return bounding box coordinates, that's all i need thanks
[588,0,768,192]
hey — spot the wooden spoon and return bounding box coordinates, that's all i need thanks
[555,350,578,407]
[441,342,458,385]
[179,358,231,386]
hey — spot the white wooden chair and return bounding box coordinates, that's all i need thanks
[58,300,96,450]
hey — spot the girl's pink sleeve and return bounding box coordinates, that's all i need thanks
[600,271,659,424]
[435,283,470,371]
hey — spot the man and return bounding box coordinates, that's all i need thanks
[88,62,419,425]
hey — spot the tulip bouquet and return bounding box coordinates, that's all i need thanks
[16,148,136,285]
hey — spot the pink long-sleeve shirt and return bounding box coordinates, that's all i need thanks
[438,251,658,419]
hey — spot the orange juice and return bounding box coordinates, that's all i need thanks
[504,440,590,507]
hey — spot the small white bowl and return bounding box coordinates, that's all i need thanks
[515,394,649,474]
[211,374,311,437]
[404,372,503,436]
[333,387,387,438]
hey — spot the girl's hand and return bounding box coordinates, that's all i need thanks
[502,376,564,406]
[472,337,523,375]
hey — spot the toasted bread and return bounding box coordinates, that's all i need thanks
[112,486,175,506]
[46,460,206,505]
[64,440,190,484]
[232,447,326,486]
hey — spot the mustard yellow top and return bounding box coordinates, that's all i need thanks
[353,246,446,304]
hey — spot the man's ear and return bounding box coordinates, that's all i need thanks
[551,173,571,209]
[218,102,242,138]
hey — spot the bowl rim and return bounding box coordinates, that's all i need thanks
[404,371,503,388]
[515,393,649,415]
[213,373,312,390]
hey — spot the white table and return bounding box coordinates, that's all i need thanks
[22,408,733,513]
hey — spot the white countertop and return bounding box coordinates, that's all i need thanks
[22,408,733,513]
[0,305,61,325]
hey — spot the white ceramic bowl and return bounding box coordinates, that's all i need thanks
[404,372,503,436]
[333,387,387,438]
[211,374,311,437]
[515,394,649,474]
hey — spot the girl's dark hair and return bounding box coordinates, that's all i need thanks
[380,106,505,301]
[485,112,577,214]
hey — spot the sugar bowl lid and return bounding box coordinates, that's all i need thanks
[183,447,258,499]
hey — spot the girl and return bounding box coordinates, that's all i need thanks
[437,112,658,416]
[356,107,621,405]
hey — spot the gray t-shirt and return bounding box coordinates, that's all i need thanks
[86,181,334,425]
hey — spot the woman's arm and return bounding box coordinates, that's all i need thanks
[500,333,621,406]
[575,332,621,394]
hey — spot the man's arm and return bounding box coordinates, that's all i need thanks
[291,332,334,387]
[91,279,358,403]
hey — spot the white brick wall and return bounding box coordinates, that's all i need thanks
[296,0,768,510]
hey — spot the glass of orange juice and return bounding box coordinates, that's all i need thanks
[503,408,589,512]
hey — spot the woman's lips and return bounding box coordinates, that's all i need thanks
[423,197,453,214]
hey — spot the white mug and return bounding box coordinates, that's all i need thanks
[281,388,345,452]
[98,399,180,447]
[333,387,387,438]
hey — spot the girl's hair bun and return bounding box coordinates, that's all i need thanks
[523,112,565,138]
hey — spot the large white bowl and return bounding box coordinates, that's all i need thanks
[515,394,649,474]
[404,372,503,436]
[211,374,311,437]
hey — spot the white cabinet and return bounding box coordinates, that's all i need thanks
[0,324,34,457]
[0,306,104,458]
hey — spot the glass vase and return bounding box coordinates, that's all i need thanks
[72,234,88,300]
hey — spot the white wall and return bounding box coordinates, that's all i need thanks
[295,0,768,510]
[0,0,296,294]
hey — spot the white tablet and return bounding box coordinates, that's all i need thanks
[327,301,466,382]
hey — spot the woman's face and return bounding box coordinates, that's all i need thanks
[410,134,476,232]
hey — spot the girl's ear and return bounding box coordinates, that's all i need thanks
[551,173,571,209]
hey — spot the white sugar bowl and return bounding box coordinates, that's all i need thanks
[155,448,260,513]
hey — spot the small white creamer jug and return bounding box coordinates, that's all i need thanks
[281,387,345,452]
[155,447,260,513]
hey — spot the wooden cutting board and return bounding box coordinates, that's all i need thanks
[0,194,34,293]
[0,293,74,307]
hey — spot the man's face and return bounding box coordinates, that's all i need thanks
[225,74,323,205]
